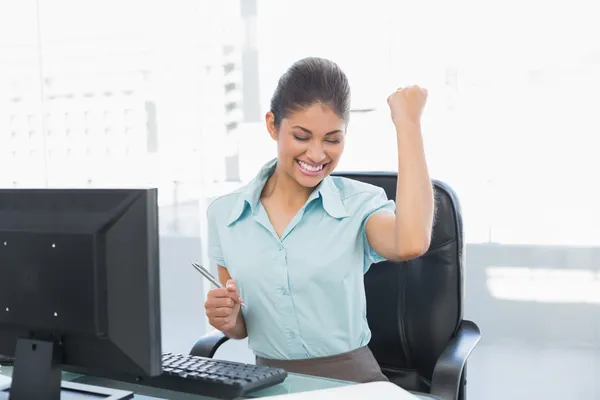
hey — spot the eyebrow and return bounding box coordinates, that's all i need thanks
[292,125,342,135]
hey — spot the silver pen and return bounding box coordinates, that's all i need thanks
[191,263,246,308]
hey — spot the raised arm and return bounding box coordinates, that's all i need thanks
[365,86,434,262]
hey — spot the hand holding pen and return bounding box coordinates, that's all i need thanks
[193,263,246,332]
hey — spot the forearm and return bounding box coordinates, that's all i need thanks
[222,309,248,339]
[394,122,434,253]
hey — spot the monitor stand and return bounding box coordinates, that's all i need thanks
[3,338,133,400]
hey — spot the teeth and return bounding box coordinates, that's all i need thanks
[298,160,323,172]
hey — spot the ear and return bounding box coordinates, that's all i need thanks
[265,112,278,141]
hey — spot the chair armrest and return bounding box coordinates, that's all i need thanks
[430,320,481,400]
[189,329,230,358]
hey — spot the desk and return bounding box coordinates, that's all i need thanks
[1,365,435,399]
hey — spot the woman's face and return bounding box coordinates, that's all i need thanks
[266,103,346,188]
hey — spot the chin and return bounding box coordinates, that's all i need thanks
[295,174,324,188]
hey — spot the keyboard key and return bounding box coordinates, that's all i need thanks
[133,352,288,399]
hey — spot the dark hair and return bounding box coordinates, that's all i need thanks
[270,57,351,129]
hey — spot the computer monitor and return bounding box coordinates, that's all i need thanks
[0,188,161,400]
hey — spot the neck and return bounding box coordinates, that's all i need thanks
[262,164,313,208]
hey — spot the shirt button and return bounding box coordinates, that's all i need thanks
[288,331,296,339]
[280,287,289,295]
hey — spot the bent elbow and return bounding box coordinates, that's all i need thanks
[393,236,431,262]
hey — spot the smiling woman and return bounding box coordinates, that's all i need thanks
[202,56,434,384]
[266,57,350,187]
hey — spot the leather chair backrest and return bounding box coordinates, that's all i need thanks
[334,172,464,393]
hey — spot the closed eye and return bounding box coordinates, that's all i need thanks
[292,132,342,144]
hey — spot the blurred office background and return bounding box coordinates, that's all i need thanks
[1,1,598,398]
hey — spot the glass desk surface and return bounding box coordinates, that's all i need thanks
[0,365,434,399]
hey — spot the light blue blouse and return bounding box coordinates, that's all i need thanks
[207,158,396,360]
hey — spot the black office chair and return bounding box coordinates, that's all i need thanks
[191,173,481,400]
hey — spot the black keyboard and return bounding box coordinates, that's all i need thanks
[139,352,288,399]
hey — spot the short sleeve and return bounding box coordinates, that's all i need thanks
[206,202,226,268]
[361,187,396,269]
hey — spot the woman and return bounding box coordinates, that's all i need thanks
[204,57,434,383]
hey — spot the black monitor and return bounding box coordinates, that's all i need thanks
[0,188,161,400]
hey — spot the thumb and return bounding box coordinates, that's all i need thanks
[225,280,244,306]
[225,279,237,292]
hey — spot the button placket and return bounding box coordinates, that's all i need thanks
[276,240,302,354]
[278,244,287,263]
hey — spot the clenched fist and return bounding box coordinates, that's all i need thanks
[387,85,428,127]
[204,280,243,332]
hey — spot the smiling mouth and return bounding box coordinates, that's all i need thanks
[296,159,327,173]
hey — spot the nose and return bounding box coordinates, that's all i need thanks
[306,142,326,163]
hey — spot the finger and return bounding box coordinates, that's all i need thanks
[229,292,243,305]
[208,287,232,298]
[225,280,244,303]
[222,290,243,306]
[207,307,235,318]
[225,280,238,292]
[206,296,235,309]
[216,297,236,308]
